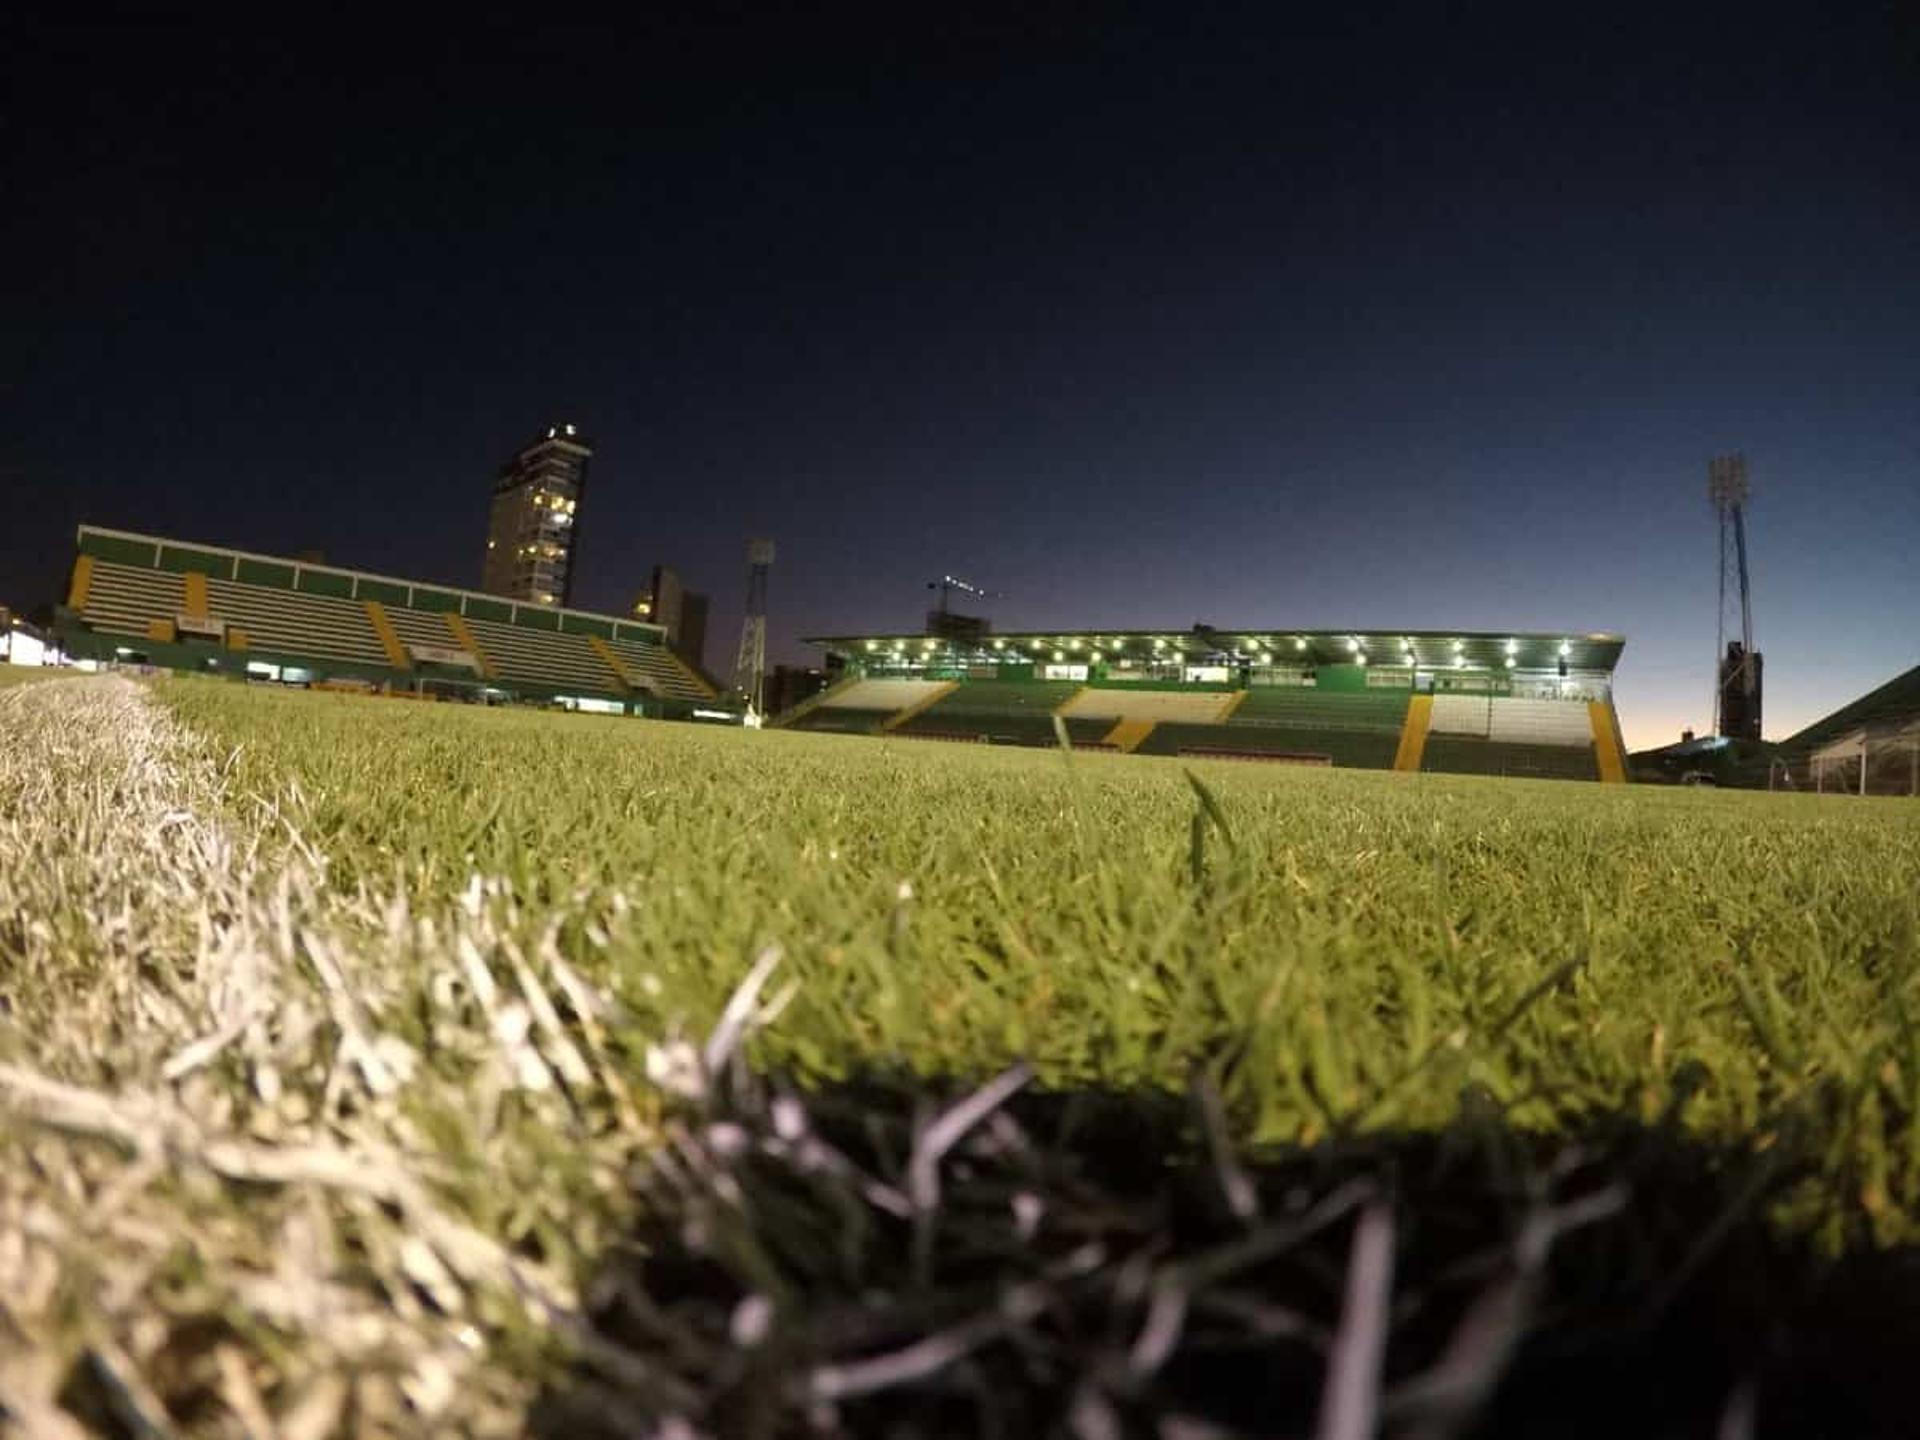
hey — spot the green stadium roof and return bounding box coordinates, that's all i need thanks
[75,525,666,642]
[1777,662,1920,755]
[809,627,1626,672]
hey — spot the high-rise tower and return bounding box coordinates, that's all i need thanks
[482,424,591,606]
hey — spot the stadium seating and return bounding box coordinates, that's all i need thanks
[76,562,186,642]
[603,637,713,703]
[1489,698,1595,747]
[1429,694,1591,745]
[460,615,622,696]
[202,577,396,670]
[1230,686,1411,732]
[63,527,735,717]
[897,712,1113,746]
[786,677,955,734]
[1428,693,1497,736]
[1421,735,1599,781]
[1059,688,1238,724]
[83,563,398,671]
[918,678,1082,717]
[887,679,1088,744]
[1139,721,1400,768]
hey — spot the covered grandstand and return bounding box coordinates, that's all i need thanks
[57,526,729,717]
[794,627,1628,782]
[1629,662,1920,794]
[1774,662,1920,796]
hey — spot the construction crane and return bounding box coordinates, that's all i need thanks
[1709,454,1762,740]
[924,574,1002,644]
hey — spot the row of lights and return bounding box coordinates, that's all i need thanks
[864,634,1578,666]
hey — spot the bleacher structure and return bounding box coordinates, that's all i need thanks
[58,526,729,718]
[792,627,1630,783]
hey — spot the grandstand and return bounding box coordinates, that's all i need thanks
[58,526,729,717]
[1765,662,1920,795]
[795,627,1628,782]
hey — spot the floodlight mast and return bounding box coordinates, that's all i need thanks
[1708,454,1760,738]
[732,538,774,721]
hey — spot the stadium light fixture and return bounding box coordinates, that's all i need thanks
[1504,638,1518,657]
[992,638,1005,650]
[1558,639,1572,658]
[1452,638,1465,652]
[1455,655,1467,669]
[1068,638,1082,651]
[1053,649,1065,662]
[864,640,877,651]
[1356,653,1369,667]
[1259,651,1273,664]
[1347,638,1361,654]
[1089,650,1103,663]
[1505,656,1517,668]
[1295,637,1308,652]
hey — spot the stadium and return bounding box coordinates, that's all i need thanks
[789,626,1628,780]
[55,524,725,717]
[6,517,1920,1437]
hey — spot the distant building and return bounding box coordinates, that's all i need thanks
[482,424,591,606]
[634,563,710,674]
[765,664,830,716]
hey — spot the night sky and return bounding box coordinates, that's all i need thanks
[6,6,1916,748]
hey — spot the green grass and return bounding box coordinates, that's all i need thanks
[158,678,1920,1245]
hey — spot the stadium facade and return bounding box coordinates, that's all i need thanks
[794,626,1629,782]
[58,526,729,718]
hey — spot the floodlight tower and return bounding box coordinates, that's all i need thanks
[1708,454,1762,740]
[731,538,774,721]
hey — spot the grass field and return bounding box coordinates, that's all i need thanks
[159,680,1920,1230]
[4,673,1918,1434]
[0,660,67,689]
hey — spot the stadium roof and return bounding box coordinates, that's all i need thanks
[1778,661,1920,755]
[75,525,665,641]
[808,628,1626,672]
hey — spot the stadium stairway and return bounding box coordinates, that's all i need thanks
[787,678,954,735]
[1103,717,1157,753]
[603,636,714,702]
[181,572,210,620]
[1393,695,1434,771]
[461,615,620,696]
[444,613,500,680]
[883,677,1086,739]
[587,635,641,692]
[1589,701,1627,783]
[382,604,483,680]
[880,680,960,732]
[362,601,412,671]
[772,673,862,728]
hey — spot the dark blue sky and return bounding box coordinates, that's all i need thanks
[5,6,1916,747]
